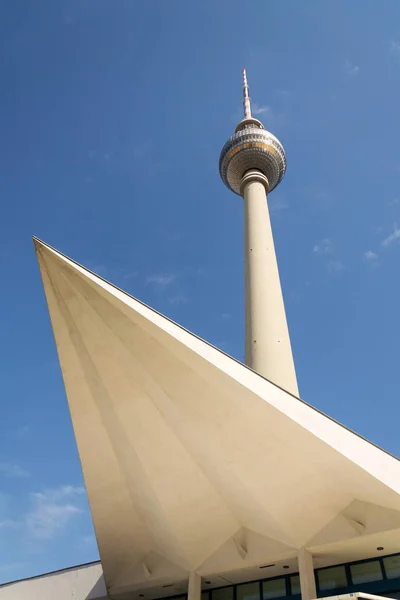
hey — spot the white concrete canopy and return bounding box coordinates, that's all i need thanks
[34,239,400,600]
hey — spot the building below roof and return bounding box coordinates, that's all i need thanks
[0,562,106,599]
[2,553,400,600]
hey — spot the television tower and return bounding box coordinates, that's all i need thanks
[219,69,298,396]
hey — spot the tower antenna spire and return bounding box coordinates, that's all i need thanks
[242,68,252,119]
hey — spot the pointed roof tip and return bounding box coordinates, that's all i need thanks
[33,236,45,253]
[32,237,55,260]
[33,238,72,277]
[32,235,46,247]
[32,237,61,255]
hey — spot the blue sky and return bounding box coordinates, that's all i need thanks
[1,0,400,583]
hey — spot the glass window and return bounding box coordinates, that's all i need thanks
[237,582,260,600]
[351,560,383,585]
[290,575,301,595]
[262,578,286,599]
[317,566,347,591]
[202,593,210,600]
[384,555,400,580]
[212,588,233,600]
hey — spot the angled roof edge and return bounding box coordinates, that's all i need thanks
[33,236,399,464]
[0,560,102,588]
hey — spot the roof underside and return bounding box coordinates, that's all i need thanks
[34,239,400,600]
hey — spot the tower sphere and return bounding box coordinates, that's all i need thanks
[219,117,287,196]
[219,69,286,196]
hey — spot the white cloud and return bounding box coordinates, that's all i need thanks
[390,40,400,56]
[145,273,176,289]
[381,224,400,247]
[252,103,270,116]
[123,270,139,280]
[344,60,360,76]
[0,518,19,530]
[81,534,96,546]
[13,426,31,439]
[85,261,140,286]
[167,294,187,305]
[26,485,85,540]
[231,102,285,128]
[89,263,109,278]
[327,260,345,274]
[0,462,29,478]
[269,196,289,213]
[313,238,333,254]
[364,250,378,265]
[133,140,152,160]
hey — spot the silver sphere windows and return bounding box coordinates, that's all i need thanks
[219,126,286,195]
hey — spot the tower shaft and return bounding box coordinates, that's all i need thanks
[242,170,299,396]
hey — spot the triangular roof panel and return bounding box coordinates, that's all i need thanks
[34,239,400,598]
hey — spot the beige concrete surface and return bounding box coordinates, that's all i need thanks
[242,170,298,396]
[34,238,400,600]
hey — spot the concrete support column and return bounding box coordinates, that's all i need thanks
[241,169,299,396]
[188,572,201,600]
[298,548,317,600]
